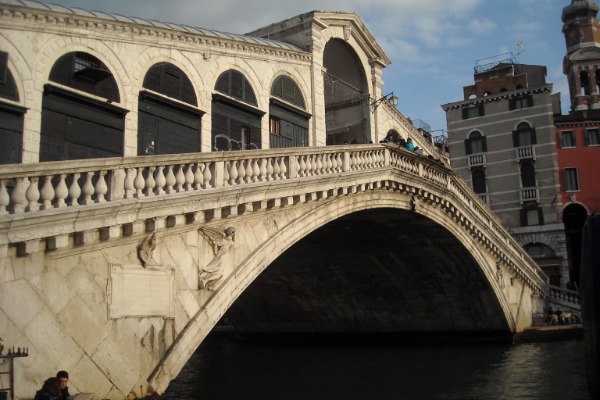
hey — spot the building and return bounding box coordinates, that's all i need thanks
[0,0,447,169]
[554,0,600,287]
[442,57,567,287]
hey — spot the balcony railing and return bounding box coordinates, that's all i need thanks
[468,153,486,168]
[477,193,489,204]
[516,145,536,160]
[520,186,539,203]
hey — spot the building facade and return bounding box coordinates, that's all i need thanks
[442,60,567,287]
[554,0,600,287]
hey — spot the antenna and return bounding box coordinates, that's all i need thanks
[515,40,525,63]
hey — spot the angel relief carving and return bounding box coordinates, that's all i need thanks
[198,226,236,290]
[138,233,157,268]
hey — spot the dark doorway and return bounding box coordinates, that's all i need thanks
[563,203,588,287]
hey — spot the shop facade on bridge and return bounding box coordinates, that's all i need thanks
[0,0,436,166]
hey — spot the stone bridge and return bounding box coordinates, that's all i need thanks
[0,144,548,399]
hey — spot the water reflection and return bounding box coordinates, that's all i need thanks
[163,335,588,400]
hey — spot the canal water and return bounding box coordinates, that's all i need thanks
[162,333,588,400]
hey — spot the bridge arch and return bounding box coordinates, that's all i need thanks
[149,187,518,392]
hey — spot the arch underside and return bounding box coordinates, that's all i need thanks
[226,208,510,336]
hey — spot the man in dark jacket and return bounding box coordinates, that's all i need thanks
[34,377,60,400]
[56,371,72,400]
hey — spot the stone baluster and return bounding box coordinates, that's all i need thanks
[298,155,306,177]
[279,157,287,179]
[81,172,95,205]
[246,159,254,183]
[25,176,40,212]
[181,164,195,192]
[315,155,323,175]
[0,179,10,215]
[228,161,239,185]
[310,155,317,176]
[260,158,269,182]
[40,175,54,210]
[155,166,166,195]
[326,154,334,173]
[266,158,274,180]
[55,174,69,208]
[202,162,212,189]
[175,164,185,192]
[252,159,260,182]
[273,157,282,180]
[194,163,204,190]
[336,153,343,172]
[165,165,176,194]
[69,173,81,205]
[124,169,135,199]
[145,167,156,196]
[134,168,145,197]
[95,171,108,203]
[237,160,246,184]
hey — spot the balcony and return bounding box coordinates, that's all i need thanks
[516,145,536,160]
[520,186,539,203]
[468,153,486,168]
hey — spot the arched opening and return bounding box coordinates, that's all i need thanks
[0,51,25,164]
[138,62,203,155]
[41,52,127,161]
[524,243,561,286]
[513,122,536,147]
[323,39,370,145]
[465,130,486,154]
[580,70,590,95]
[269,75,310,148]
[212,69,263,151]
[563,203,588,288]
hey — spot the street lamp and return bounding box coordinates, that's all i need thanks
[371,92,398,112]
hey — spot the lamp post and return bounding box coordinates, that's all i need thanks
[371,92,398,112]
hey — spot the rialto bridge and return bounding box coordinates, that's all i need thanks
[0,145,549,398]
[0,1,550,399]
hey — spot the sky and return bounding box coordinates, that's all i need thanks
[36,0,573,135]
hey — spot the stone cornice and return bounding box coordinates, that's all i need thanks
[441,84,554,111]
[0,4,313,63]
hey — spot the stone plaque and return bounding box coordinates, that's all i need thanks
[108,264,175,319]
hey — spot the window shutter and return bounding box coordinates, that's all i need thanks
[481,136,487,152]
[462,108,468,120]
[509,98,516,110]
[585,130,590,145]
[538,208,544,225]
[478,103,484,116]
[512,130,519,147]
[528,95,534,107]
[530,128,537,144]
[520,209,527,227]
[464,138,472,155]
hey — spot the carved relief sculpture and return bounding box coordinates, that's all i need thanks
[138,233,157,268]
[198,227,236,290]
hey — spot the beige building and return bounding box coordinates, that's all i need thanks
[442,59,567,287]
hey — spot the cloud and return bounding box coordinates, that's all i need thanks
[468,18,497,35]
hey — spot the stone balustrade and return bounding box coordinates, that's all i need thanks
[0,144,548,296]
[548,285,580,307]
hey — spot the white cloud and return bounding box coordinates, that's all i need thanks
[468,18,497,35]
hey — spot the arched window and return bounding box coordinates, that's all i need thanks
[138,63,203,155]
[212,70,263,151]
[512,122,536,147]
[269,75,310,148]
[580,70,590,95]
[520,162,536,188]
[0,51,25,164]
[464,130,486,154]
[40,52,126,161]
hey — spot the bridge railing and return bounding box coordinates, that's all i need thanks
[0,146,387,216]
[0,144,547,295]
